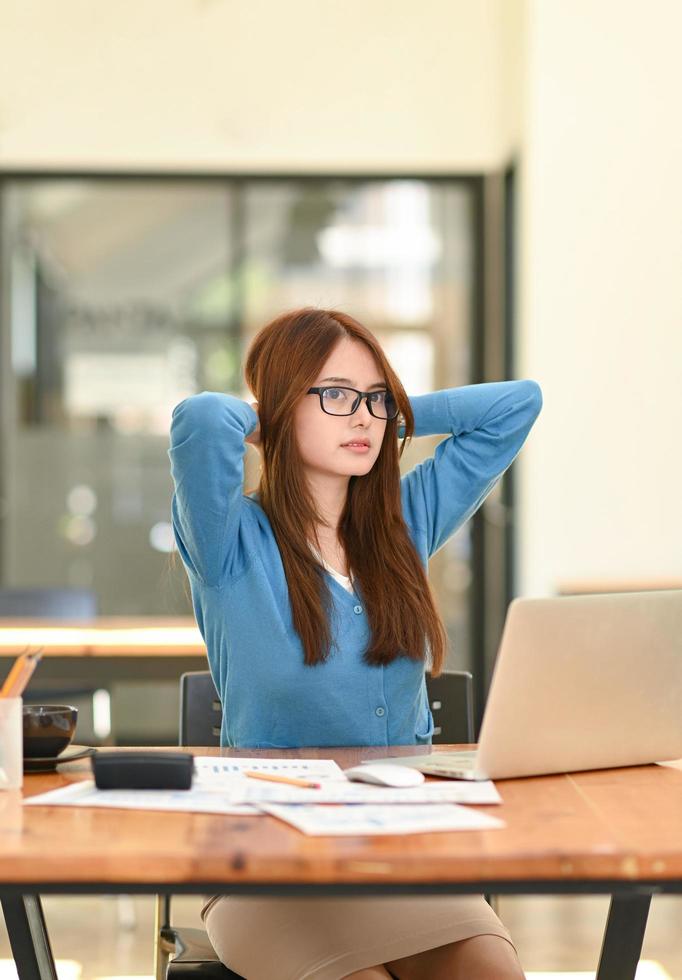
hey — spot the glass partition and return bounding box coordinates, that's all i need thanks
[0,175,475,671]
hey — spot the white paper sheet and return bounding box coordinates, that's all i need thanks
[192,757,499,802]
[23,756,500,814]
[261,803,505,835]
[225,779,500,804]
[23,780,259,815]
[23,757,347,815]
[23,776,500,811]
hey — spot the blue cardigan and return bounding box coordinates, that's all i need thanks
[168,380,543,748]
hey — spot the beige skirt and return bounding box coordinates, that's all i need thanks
[202,893,516,980]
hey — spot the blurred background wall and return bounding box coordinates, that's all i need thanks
[0,1,521,171]
[519,0,682,596]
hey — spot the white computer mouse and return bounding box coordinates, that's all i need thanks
[343,764,426,787]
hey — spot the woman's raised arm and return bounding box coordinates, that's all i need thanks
[400,379,543,558]
[168,391,259,586]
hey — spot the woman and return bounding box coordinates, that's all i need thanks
[169,307,542,980]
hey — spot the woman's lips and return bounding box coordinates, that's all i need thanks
[341,443,370,453]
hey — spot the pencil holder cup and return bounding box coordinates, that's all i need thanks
[0,697,23,790]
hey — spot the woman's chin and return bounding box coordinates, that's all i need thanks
[345,461,375,477]
[328,460,374,479]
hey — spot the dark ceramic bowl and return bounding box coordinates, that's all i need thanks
[22,705,78,759]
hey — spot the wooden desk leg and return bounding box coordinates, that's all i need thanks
[1,895,58,980]
[596,893,652,980]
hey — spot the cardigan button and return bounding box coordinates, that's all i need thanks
[353,604,363,614]
[375,707,385,717]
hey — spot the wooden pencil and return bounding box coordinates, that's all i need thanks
[243,770,321,789]
[0,646,31,698]
[0,647,43,698]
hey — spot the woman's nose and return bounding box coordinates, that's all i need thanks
[354,397,374,422]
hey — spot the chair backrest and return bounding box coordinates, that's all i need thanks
[427,671,474,743]
[179,672,222,747]
[179,669,474,747]
[0,587,97,619]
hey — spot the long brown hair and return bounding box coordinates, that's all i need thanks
[244,307,447,675]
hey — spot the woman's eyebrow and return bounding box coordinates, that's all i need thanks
[318,376,386,389]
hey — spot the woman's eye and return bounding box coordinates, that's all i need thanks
[325,388,345,400]
[369,392,385,404]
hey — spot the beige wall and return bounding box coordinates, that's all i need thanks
[1,0,679,597]
[517,0,682,595]
[0,0,512,171]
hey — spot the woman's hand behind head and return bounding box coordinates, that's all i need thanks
[245,402,262,448]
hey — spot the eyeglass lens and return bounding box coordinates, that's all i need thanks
[321,387,397,419]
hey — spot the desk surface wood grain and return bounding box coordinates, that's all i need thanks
[2,746,682,888]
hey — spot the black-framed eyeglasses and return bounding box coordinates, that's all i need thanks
[307,386,399,420]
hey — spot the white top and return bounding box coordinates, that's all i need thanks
[308,543,354,594]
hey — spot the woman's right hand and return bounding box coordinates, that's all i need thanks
[245,402,261,448]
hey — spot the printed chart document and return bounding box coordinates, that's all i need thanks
[193,757,345,785]
[261,803,505,836]
[192,757,500,803]
[24,757,347,815]
[23,756,500,814]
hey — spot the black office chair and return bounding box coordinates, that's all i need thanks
[178,672,223,747]
[178,669,474,749]
[157,669,475,980]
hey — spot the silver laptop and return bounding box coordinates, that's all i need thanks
[366,590,682,780]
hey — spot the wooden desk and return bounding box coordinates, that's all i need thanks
[3,745,681,980]
[0,617,207,685]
